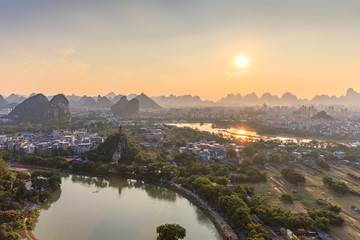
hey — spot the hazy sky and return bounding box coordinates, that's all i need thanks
[1,0,360,100]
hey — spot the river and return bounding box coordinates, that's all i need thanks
[33,174,223,240]
[167,122,312,142]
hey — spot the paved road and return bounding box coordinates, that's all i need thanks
[173,183,238,240]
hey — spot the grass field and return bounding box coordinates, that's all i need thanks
[244,163,360,240]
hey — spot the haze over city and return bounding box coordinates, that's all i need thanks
[2,1,360,240]
[1,0,360,99]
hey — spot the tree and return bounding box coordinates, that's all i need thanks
[323,153,337,161]
[0,210,21,223]
[242,146,256,157]
[247,223,270,240]
[279,193,293,203]
[231,207,252,226]
[281,167,305,184]
[322,175,334,187]
[156,224,186,240]
[216,194,247,216]
[226,148,236,158]
[269,153,282,163]
[173,152,196,166]
[162,165,179,181]
[316,159,330,170]
[252,153,266,165]
[313,217,330,232]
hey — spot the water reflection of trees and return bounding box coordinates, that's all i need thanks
[69,175,176,202]
[125,180,177,202]
[195,207,211,224]
[41,188,62,210]
[71,175,109,188]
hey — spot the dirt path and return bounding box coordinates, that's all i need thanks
[23,218,37,240]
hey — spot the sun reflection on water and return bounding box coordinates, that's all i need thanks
[236,129,247,141]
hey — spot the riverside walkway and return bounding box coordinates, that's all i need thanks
[172,183,238,240]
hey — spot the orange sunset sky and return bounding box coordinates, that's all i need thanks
[1,1,360,100]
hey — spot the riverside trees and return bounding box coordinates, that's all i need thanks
[0,155,61,239]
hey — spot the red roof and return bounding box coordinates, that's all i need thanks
[14,168,29,172]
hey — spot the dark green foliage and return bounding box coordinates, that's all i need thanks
[279,193,293,203]
[7,153,69,170]
[347,172,360,181]
[181,175,252,228]
[156,224,186,240]
[307,205,344,232]
[0,155,61,237]
[250,196,312,230]
[31,170,62,191]
[0,210,21,223]
[252,153,266,165]
[173,152,197,167]
[86,134,121,163]
[281,167,306,184]
[242,146,256,158]
[316,159,330,170]
[323,153,337,161]
[231,207,252,226]
[232,161,267,183]
[269,153,282,163]
[323,175,360,196]
[322,175,350,194]
[247,223,270,240]
[226,148,236,158]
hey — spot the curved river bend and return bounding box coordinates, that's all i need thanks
[33,174,223,240]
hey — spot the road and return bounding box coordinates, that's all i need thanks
[173,183,238,240]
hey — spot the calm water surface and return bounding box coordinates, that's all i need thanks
[168,122,312,142]
[33,174,223,240]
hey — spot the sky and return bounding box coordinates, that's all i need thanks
[1,0,360,100]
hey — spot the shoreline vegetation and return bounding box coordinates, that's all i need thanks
[0,157,61,240]
[211,120,356,142]
[3,124,356,239]
[8,162,233,240]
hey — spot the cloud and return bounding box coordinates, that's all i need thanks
[57,47,78,55]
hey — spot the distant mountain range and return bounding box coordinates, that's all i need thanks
[111,96,139,117]
[153,88,360,107]
[2,88,360,111]
[7,94,71,123]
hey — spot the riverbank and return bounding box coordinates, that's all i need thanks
[8,162,237,240]
[163,182,238,240]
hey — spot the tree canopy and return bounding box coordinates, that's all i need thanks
[156,224,186,240]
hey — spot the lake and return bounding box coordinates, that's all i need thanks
[33,174,223,240]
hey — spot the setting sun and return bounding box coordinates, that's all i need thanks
[236,56,248,67]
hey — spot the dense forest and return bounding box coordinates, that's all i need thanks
[0,155,61,239]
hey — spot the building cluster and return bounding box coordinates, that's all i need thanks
[145,128,163,141]
[179,140,242,161]
[0,129,104,155]
[142,105,360,138]
[245,105,360,138]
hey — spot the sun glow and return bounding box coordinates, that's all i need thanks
[236,56,248,67]
[236,129,247,141]
[237,129,247,135]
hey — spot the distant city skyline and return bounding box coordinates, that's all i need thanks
[1,87,359,102]
[1,1,360,100]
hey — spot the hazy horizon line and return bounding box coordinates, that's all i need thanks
[1,87,358,102]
